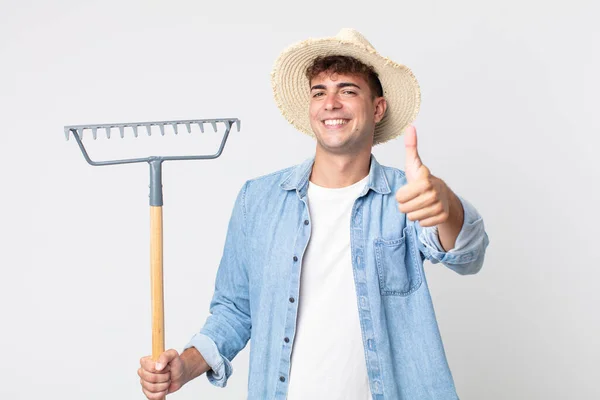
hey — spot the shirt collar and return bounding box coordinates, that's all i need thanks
[279,154,391,198]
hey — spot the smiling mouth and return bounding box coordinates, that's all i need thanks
[322,119,350,127]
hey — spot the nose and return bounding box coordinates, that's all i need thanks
[324,93,342,111]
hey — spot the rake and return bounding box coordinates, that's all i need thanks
[64,118,241,391]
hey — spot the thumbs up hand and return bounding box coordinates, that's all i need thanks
[395,125,457,228]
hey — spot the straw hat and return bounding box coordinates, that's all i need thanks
[271,28,421,145]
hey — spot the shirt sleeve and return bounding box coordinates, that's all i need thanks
[183,333,233,387]
[183,182,252,387]
[415,195,490,275]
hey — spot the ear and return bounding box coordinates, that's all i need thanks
[374,97,387,123]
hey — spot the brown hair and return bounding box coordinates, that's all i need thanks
[305,55,384,99]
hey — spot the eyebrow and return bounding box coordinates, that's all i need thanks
[310,82,362,91]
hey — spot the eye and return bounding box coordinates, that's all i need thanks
[312,92,324,98]
[342,90,356,95]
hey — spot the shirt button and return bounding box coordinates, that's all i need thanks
[280,376,286,382]
[293,256,298,262]
[360,296,367,309]
[284,337,290,343]
[289,297,295,303]
[304,219,309,225]
[373,380,380,392]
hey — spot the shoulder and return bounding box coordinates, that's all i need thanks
[236,162,299,201]
[243,164,297,192]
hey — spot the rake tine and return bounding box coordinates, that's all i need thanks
[64,117,242,152]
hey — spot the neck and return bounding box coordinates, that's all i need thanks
[310,146,371,188]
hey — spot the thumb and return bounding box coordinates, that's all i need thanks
[404,125,423,179]
[156,349,179,371]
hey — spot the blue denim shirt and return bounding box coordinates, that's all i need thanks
[185,155,489,399]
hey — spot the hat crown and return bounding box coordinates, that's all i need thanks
[335,28,375,51]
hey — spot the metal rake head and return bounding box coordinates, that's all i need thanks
[64,118,241,166]
[64,118,241,206]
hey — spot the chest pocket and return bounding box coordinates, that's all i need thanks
[374,225,422,296]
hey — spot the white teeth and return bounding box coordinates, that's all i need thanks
[324,119,348,126]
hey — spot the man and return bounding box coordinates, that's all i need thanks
[138,28,489,400]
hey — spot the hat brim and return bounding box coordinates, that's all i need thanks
[271,36,421,145]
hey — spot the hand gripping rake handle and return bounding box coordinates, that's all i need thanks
[65,118,240,384]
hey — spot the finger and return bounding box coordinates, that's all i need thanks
[142,386,168,400]
[138,368,171,384]
[418,214,447,227]
[397,190,438,214]
[141,378,171,393]
[156,349,179,372]
[396,179,430,204]
[404,125,423,172]
[140,356,172,373]
[406,202,445,222]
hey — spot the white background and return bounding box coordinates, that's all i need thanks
[1,0,598,399]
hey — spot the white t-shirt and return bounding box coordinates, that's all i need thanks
[286,175,372,400]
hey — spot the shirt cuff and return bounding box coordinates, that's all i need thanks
[421,195,480,253]
[418,195,485,265]
[183,332,233,388]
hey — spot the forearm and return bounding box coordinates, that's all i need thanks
[437,191,464,252]
[181,346,211,385]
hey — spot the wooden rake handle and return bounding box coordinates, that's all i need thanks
[150,205,165,365]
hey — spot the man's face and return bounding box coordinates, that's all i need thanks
[308,71,386,155]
